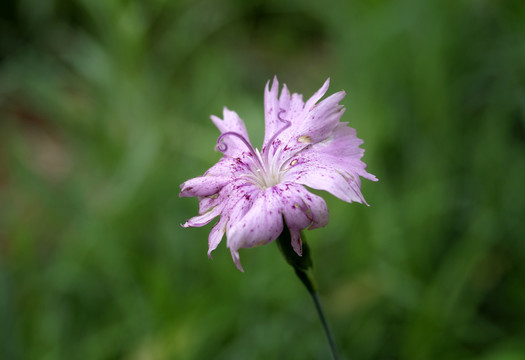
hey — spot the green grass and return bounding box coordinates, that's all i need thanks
[1,0,525,359]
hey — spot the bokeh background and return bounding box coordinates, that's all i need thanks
[1,0,524,359]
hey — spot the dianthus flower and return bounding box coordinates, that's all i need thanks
[180,77,377,271]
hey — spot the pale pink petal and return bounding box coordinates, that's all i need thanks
[265,183,330,256]
[303,190,329,230]
[260,80,346,169]
[182,205,222,227]
[276,92,346,161]
[303,78,330,113]
[211,107,251,157]
[277,187,310,256]
[212,108,250,137]
[279,83,291,111]
[263,76,281,147]
[321,123,365,157]
[296,91,346,142]
[207,221,225,258]
[198,194,219,214]
[289,228,303,256]
[278,183,329,231]
[206,182,259,259]
[206,157,252,178]
[294,123,377,183]
[288,93,305,122]
[282,121,377,205]
[179,175,230,197]
[287,163,366,204]
[181,156,254,198]
[308,131,370,174]
[261,80,305,154]
[227,188,284,255]
[276,184,312,228]
[182,162,231,197]
[230,248,244,272]
[223,186,260,271]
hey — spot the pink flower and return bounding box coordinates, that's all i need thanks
[180,77,377,271]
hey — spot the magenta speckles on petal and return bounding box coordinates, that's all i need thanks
[180,77,377,271]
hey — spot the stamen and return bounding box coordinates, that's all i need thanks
[216,131,265,169]
[216,131,254,155]
[263,109,291,162]
[215,112,293,189]
[278,143,313,174]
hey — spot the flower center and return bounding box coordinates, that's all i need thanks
[216,109,291,189]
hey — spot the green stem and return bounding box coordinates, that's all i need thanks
[276,227,340,360]
[310,291,339,360]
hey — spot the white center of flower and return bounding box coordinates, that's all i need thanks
[247,147,284,189]
[216,109,295,190]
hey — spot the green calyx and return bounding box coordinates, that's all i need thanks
[276,225,317,293]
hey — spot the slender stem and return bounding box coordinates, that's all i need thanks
[310,291,339,360]
[276,226,340,360]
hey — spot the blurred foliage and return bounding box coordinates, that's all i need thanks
[1,0,525,359]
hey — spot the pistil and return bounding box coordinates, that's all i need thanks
[216,109,292,190]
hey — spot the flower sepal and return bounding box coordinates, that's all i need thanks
[276,223,316,293]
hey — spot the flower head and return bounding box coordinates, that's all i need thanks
[180,77,377,271]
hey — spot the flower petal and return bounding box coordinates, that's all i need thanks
[227,188,284,259]
[182,205,222,227]
[261,78,347,169]
[277,92,346,161]
[296,91,346,142]
[211,107,251,157]
[303,78,330,113]
[277,186,310,256]
[303,124,375,178]
[198,194,219,214]
[207,221,226,258]
[230,248,244,272]
[303,190,329,230]
[184,182,244,228]
[283,121,377,204]
[179,175,230,197]
[279,83,291,112]
[287,162,366,204]
[285,227,304,256]
[205,183,259,269]
[180,155,255,198]
[277,183,329,231]
[263,76,281,147]
[288,92,305,122]
[226,205,258,271]
[208,156,252,178]
[271,182,331,256]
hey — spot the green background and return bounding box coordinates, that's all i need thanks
[1,0,524,359]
